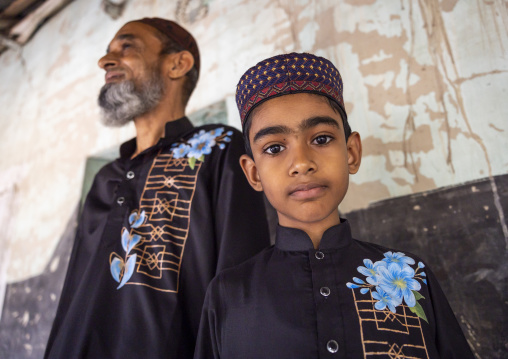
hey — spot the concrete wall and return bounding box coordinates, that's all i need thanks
[0,0,506,357]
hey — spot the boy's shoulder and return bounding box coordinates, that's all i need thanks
[352,237,428,265]
[208,245,275,290]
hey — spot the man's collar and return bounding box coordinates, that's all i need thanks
[161,116,194,144]
[275,219,352,251]
[119,117,194,159]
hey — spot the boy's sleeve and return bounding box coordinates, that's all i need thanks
[212,128,271,272]
[425,264,476,358]
[194,277,223,359]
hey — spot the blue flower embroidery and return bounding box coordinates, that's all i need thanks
[357,258,387,285]
[171,127,233,169]
[377,263,421,307]
[110,210,146,289]
[372,286,401,313]
[382,251,415,269]
[172,143,190,159]
[346,252,428,323]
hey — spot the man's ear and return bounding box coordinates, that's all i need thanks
[163,51,194,80]
[346,132,362,174]
[239,154,264,192]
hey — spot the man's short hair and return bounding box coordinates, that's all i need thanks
[158,36,199,105]
[134,18,200,106]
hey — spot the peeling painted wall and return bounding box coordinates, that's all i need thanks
[0,0,506,357]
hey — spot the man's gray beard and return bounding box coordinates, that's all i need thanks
[98,74,164,127]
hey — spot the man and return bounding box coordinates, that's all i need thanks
[44,18,270,359]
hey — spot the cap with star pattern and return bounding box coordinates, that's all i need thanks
[235,52,345,127]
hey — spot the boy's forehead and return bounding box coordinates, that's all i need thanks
[253,93,331,119]
[250,93,340,133]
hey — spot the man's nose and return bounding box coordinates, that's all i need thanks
[98,52,119,70]
[289,143,316,176]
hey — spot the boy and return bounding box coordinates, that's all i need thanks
[194,53,474,358]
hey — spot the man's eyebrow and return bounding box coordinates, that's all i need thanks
[253,125,292,143]
[299,116,340,131]
[106,34,136,53]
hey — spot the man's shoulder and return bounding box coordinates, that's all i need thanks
[184,123,242,141]
[166,123,245,167]
[193,123,241,133]
[92,158,121,180]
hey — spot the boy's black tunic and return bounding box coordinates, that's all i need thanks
[195,219,474,359]
[45,117,270,359]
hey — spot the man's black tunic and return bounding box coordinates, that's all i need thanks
[45,117,270,358]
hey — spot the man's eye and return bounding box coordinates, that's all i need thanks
[264,144,285,155]
[313,135,333,145]
[122,43,132,50]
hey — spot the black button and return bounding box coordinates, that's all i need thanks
[315,251,324,260]
[320,287,331,297]
[327,340,339,353]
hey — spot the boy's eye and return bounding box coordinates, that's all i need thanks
[312,135,333,145]
[263,144,285,155]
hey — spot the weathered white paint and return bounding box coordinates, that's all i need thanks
[0,0,507,282]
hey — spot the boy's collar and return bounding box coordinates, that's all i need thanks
[275,219,352,251]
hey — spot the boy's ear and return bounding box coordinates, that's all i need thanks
[163,51,194,80]
[346,132,362,174]
[239,154,264,192]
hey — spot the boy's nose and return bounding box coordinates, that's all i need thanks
[289,145,316,176]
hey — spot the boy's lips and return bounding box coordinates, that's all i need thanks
[288,182,327,200]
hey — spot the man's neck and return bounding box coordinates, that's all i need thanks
[131,100,185,158]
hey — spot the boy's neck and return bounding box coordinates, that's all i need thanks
[279,211,341,249]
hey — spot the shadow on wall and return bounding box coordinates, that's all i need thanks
[344,174,508,359]
[0,205,78,359]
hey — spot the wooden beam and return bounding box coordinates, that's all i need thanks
[9,0,71,44]
[3,0,40,17]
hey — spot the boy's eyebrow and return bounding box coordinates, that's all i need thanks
[299,116,340,131]
[253,116,340,143]
[106,33,136,53]
[253,125,292,143]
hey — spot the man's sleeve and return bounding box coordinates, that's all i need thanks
[212,128,271,272]
[425,264,476,358]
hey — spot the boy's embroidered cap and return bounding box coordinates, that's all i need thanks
[235,52,345,127]
[132,17,200,75]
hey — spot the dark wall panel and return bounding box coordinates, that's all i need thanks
[344,174,508,359]
[0,206,78,359]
